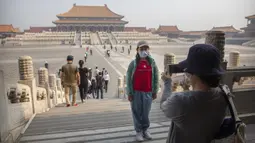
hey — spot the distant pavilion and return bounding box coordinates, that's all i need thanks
[156,25,182,38]
[53,4,128,32]
[211,26,240,37]
[241,14,255,37]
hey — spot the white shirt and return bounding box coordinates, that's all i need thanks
[93,69,99,77]
[103,74,110,81]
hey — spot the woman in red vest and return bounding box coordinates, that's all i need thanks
[126,41,159,142]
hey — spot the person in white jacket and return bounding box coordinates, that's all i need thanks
[103,71,110,93]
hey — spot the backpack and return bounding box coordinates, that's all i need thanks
[213,84,246,143]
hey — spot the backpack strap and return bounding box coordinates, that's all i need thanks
[219,84,240,122]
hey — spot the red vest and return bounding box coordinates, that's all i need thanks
[133,60,152,92]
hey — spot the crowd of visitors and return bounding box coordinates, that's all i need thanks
[59,47,111,106]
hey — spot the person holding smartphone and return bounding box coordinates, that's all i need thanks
[126,41,159,142]
[160,44,227,143]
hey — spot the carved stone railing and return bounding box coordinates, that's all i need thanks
[222,66,255,124]
[1,55,66,142]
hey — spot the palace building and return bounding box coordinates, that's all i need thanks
[241,14,255,37]
[211,26,240,37]
[156,25,182,38]
[53,4,128,32]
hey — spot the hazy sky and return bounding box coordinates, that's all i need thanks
[0,0,254,31]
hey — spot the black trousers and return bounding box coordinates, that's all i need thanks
[96,86,103,99]
[104,80,109,93]
[79,85,88,102]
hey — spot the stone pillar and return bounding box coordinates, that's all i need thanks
[18,56,34,80]
[56,78,64,103]
[229,51,240,67]
[49,74,57,104]
[38,67,48,87]
[117,77,123,98]
[205,31,225,63]
[38,67,51,108]
[18,56,37,113]
[123,75,126,99]
[164,53,176,74]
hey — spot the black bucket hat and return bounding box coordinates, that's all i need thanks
[178,44,224,75]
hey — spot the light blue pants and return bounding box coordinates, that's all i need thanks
[131,91,152,133]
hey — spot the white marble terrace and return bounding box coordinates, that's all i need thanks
[112,31,168,44]
[5,31,76,45]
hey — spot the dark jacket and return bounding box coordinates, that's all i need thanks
[79,67,88,86]
[96,75,104,88]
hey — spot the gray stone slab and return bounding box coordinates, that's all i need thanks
[21,126,169,143]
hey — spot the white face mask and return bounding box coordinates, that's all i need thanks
[139,51,149,58]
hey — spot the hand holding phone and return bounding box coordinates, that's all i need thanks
[168,64,184,74]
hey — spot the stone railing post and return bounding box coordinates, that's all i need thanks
[38,67,50,108]
[123,75,126,99]
[117,77,123,98]
[164,53,178,91]
[49,74,57,105]
[164,53,175,74]
[38,67,48,87]
[205,31,225,63]
[17,56,37,113]
[56,78,64,103]
[229,51,240,67]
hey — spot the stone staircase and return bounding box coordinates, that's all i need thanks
[19,99,171,143]
[74,32,81,46]
[96,32,103,45]
[90,32,101,45]
[108,32,118,45]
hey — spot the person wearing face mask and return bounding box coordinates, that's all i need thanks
[160,44,227,143]
[126,41,159,142]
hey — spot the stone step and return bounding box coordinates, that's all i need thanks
[20,124,170,143]
[23,99,169,136]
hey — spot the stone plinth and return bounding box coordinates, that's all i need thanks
[205,31,225,62]
[18,78,37,113]
[229,51,240,67]
[7,83,31,104]
[18,56,34,80]
[36,87,47,101]
[38,67,48,87]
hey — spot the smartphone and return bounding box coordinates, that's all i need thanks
[168,64,184,74]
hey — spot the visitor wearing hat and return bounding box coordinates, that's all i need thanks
[160,44,227,143]
[61,55,80,107]
[126,40,159,141]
